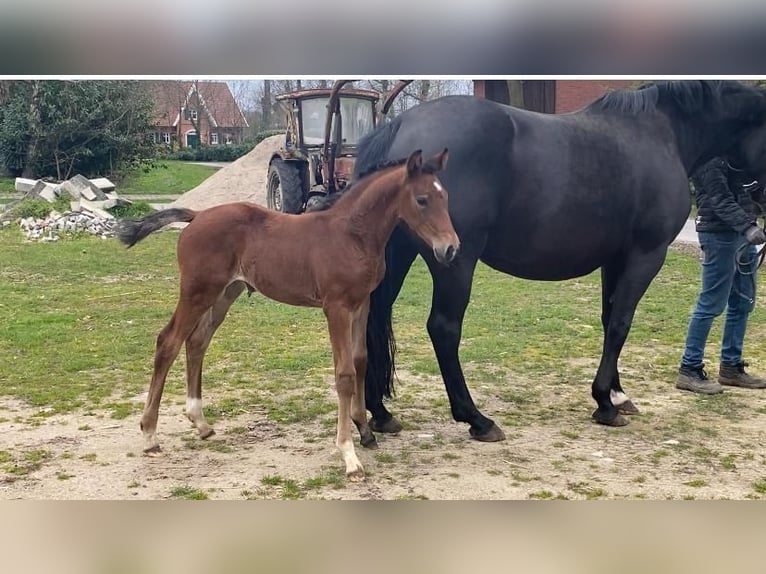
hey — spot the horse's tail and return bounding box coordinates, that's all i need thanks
[366,243,399,400]
[114,208,197,247]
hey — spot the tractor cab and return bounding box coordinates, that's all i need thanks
[267,80,411,213]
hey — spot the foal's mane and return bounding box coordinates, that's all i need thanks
[307,156,439,213]
[590,80,738,115]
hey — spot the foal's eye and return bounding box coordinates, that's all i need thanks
[416,195,428,207]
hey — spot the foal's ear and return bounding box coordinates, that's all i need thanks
[424,148,449,173]
[406,149,424,178]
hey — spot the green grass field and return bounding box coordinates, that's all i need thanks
[2,226,761,417]
[112,161,220,195]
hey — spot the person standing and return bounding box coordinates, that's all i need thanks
[676,155,766,394]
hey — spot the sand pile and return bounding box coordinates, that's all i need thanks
[171,134,284,211]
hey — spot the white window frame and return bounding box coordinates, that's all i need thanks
[211,133,219,145]
[162,132,171,144]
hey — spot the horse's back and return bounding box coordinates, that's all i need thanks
[365,95,691,279]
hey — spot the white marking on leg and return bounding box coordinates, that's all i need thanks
[186,397,214,438]
[186,397,204,423]
[337,437,364,479]
[610,390,629,406]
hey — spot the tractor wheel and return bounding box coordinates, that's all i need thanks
[267,159,304,214]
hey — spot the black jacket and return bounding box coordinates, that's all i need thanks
[692,157,762,233]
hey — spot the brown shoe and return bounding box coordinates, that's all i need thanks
[718,362,766,389]
[676,364,724,395]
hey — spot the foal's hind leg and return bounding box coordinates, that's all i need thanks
[141,295,216,453]
[592,249,668,426]
[600,263,640,417]
[184,281,246,440]
[351,298,377,449]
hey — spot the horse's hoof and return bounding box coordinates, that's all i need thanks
[199,428,216,440]
[617,400,640,415]
[143,444,162,455]
[361,436,378,450]
[469,423,506,442]
[370,416,402,434]
[592,409,630,427]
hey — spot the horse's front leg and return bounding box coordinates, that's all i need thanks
[325,304,365,480]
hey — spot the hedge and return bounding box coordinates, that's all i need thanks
[164,130,284,162]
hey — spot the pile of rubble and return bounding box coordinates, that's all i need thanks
[2,174,134,241]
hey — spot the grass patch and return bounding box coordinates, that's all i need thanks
[118,161,218,194]
[169,485,209,500]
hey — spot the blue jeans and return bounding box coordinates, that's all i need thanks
[681,230,758,368]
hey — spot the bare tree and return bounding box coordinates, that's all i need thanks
[261,80,273,130]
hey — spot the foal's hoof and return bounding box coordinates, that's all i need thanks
[469,423,506,442]
[592,409,630,427]
[370,416,403,434]
[199,427,216,440]
[143,444,162,455]
[346,467,366,482]
[617,400,640,416]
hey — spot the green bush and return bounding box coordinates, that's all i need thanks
[12,200,53,219]
[108,200,155,219]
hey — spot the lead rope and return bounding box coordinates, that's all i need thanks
[734,208,766,304]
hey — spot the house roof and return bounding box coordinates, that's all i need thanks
[147,80,249,129]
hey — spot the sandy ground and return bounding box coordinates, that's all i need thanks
[169,134,282,211]
[5,361,766,501]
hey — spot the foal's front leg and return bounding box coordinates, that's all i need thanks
[325,304,364,480]
[352,299,377,449]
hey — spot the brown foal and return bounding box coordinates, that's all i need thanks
[115,148,459,479]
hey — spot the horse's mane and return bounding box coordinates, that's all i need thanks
[306,155,444,213]
[590,80,738,115]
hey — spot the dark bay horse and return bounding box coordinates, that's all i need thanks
[115,149,459,479]
[355,80,766,442]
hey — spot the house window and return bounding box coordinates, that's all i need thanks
[211,133,219,145]
[151,132,160,144]
[162,132,171,144]
[188,109,198,121]
[225,133,234,145]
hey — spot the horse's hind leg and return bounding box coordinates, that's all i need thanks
[592,248,668,426]
[141,296,214,453]
[325,304,365,480]
[600,263,640,416]
[366,228,419,434]
[352,298,377,449]
[184,281,246,440]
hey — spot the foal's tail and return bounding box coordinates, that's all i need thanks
[114,208,197,247]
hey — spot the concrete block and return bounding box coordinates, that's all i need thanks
[79,198,114,219]
[90,177,116,192]
[30,180,58,203]
[68,174,108,201]
[15,177,39,193]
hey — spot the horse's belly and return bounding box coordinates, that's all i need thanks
[481,243,607,281]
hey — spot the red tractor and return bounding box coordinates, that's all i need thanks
[267,80,411,213]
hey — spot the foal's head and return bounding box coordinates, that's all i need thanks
[398,149,460,264]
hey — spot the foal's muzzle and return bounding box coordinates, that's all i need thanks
[434,241,460,264]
